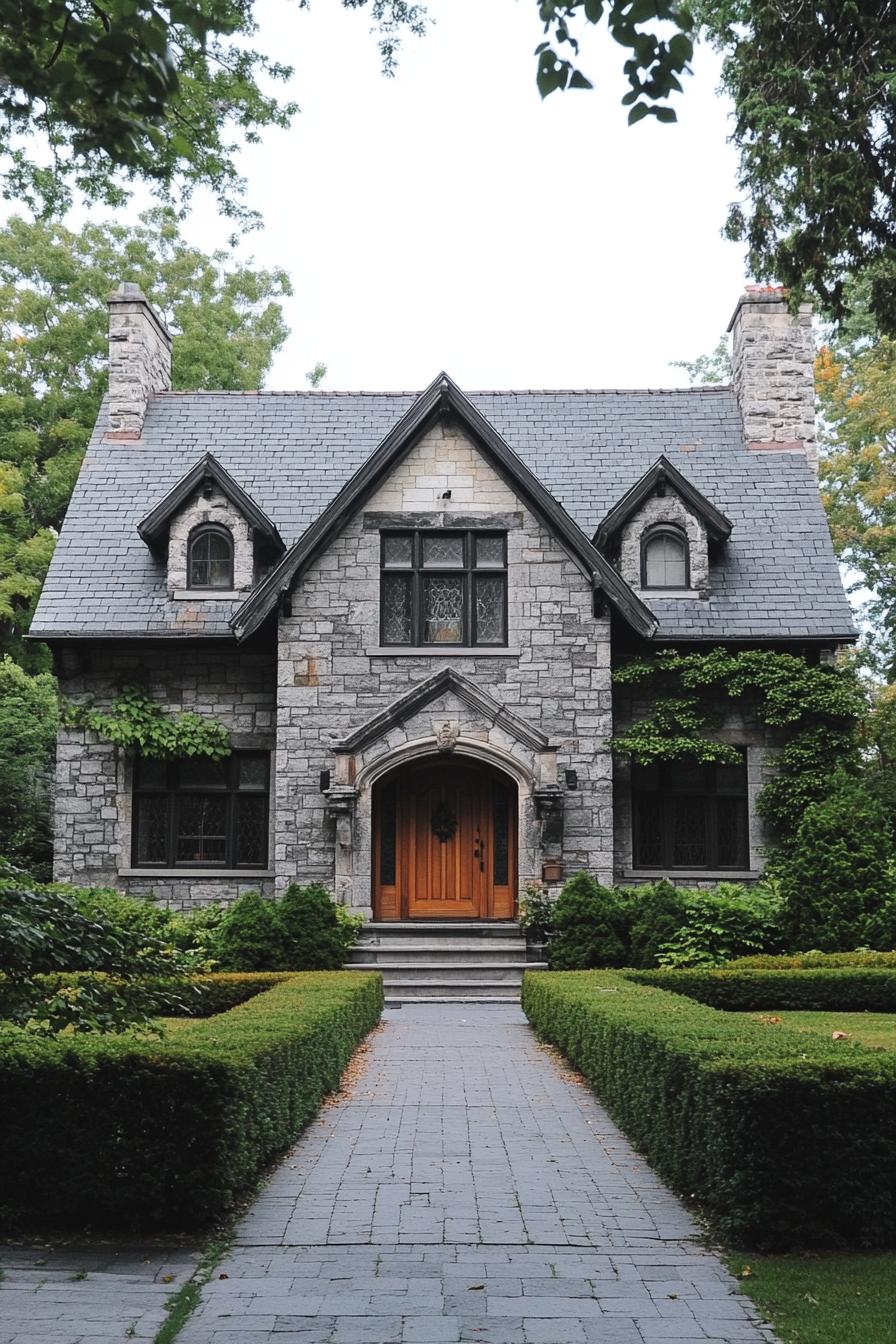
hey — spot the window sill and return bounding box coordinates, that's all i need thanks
[366,647,520,657]
[634,588,705,599]
[622,869,762,881]
[170,590,247,601]
[119,868,274,879]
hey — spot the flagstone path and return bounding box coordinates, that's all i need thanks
[178,1004,778,1344]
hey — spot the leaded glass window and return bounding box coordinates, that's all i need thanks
[187,524,234,589]
[380,530,507,647]
[631,752,748,870]
[133,752,269,868]
[641,526,689,589]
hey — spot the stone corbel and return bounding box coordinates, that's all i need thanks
[324,785,358,851]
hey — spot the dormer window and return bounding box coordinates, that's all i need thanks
[188,524,234,589]
[641,525,689,589]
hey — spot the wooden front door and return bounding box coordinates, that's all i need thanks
[373,760,516,919]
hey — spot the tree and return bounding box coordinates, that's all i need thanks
[4,1,427,226]
[817,332,896,678]
[0,657,58,877]
[538,4,896,335]
[669,335,731,386]
[0,208,291,669]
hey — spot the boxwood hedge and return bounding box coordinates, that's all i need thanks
[522,970,896,1248]
[0,971,382,1231]
[0,970,293,1018]
[628,966,896,1011]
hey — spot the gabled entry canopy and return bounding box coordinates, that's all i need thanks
[137,451,285,552]
[335,667,552,755]
[593,455,733,551]
[231,372,657,641]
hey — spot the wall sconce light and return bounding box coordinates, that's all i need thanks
[564,769,578,790]
[319,770,331,792]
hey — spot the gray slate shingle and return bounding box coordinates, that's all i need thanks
[31,386,856,643]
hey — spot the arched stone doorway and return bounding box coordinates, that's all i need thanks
[372,756,517,920]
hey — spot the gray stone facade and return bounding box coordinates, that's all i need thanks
[55,647,275,909]
[612,682,779,883]
[166,484,255,595]
[275,423,613,916]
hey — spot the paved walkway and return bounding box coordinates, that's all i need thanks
[180,1005,777,1344]
[0,1243,197,1343]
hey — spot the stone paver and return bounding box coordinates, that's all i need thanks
[0,1244,198,1344]
[181,1006,778,1344]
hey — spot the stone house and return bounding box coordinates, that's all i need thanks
[31,284,855,920]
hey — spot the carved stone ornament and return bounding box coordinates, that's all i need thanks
[435,721,459,753]
[324,784,358,851]
[431,799,457,843]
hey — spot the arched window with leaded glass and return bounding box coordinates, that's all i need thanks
[187,524,234,590]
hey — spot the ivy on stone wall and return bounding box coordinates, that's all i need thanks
[610,649,867,842]
[63,685,231,761]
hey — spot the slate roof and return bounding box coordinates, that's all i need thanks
[31,385,856,643]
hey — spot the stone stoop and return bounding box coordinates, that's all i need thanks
[344,921,547,1004]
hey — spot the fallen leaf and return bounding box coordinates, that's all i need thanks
[468,1284,485,1291]
[739,1265,752,1278]
[161,1274,174,1284]
[832,1031,849,1041]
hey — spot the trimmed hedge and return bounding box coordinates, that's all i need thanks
[0,971,288,1021]
[731,952,896,969]
[522,970,896,1248]
[0,971,382,1231]
[628,966,896,1011]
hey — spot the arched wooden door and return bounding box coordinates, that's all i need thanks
[373,759,516,919]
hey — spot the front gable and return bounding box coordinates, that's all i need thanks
[232,373,656,642]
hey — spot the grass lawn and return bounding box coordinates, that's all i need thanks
[728,1253,896,1344]
[736,1010,896,1050]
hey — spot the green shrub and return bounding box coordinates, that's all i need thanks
[656,882,785,968]
[863,889,896,952]
[213,891,283,971]
[522,970,896,1248]
[777,773,895,950]
[0,881,194,1034]
[628,966,896,1011]
[731,951,896,969]
[618,880,689,968]
[334,904,364,956]
[518,882,556,940]
[0,971,383,1230]
[547,872,628,969]
[276,883,347,971]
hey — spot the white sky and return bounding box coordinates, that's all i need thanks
[172,0,747,392]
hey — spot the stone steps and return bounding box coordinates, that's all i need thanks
[344,921,545,1003]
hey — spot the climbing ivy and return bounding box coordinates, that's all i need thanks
[63,685,231,761]
[610,649,867,842]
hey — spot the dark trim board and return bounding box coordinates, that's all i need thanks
[137,452,285,552]
[594,455,733,550]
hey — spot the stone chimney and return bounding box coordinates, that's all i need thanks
[727,284,816,469]
[106,282,172,438]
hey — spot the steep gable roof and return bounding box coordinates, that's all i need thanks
[593,455,733,549]
[30,385,856,645]
[137,452,284,551]
[230,373,657,642]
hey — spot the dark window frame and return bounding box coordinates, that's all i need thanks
[631,752,749,871]
[187,523,235,590]
[380,529,508,648]
[132,751,270,869]
[640,524,690,590]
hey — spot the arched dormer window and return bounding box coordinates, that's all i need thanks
[641,525,689,589]
[187,524,234,590]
